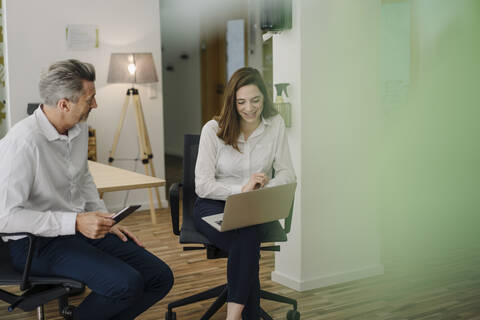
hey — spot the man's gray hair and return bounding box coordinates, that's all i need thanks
[39,59,96,106]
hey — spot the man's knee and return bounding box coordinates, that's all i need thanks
[163,266,174,293]
[148,263,174,297]
[109,269,144,304]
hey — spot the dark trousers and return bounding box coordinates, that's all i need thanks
[194,198,261,320]
[8,233,174,320]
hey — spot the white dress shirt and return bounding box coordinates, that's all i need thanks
[0,106,107,241]
[195,114,296,201]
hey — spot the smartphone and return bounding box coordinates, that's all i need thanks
[111,205,141,224]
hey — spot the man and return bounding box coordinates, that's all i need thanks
[0,59,173,319]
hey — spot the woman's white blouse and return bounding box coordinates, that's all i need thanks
[195,114,296,201]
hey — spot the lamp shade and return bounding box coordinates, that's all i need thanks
[107,53,158,84]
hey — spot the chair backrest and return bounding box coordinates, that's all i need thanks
[182,134,200,222]
[180,134,294,237]
[284,201,294,234]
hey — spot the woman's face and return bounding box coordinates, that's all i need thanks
[236,84,264,126]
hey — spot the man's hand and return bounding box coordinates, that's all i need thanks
[242,173,269,192]
[110,225,144,247]
[76,212,115,239]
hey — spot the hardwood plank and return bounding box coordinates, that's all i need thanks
[1,208,479,319]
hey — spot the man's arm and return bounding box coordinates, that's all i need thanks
[0,141,77,237]
[80,161,142,245]
[81,162,108,213]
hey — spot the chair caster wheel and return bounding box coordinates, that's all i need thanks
[165,310,177,320]
[287,309,300,320]
[61,305,75,320]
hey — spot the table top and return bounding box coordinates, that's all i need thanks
[88,160,165,193]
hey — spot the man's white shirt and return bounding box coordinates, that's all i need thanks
[0,106,107,241]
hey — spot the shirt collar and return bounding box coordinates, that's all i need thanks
[238,116,271,142]
[262,116,272,126]
[35,105,82,142]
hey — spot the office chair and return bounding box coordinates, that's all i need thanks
[0,232,84,320]
[166,134,300,320]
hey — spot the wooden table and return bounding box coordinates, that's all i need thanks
[88,160,165,224]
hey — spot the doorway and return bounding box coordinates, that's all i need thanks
[160,0,251,196]
[200,0,248,125]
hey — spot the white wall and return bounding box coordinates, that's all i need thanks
[300,0,383,289]
[270,0,303,289]
[272,0,383,291]
[3,0,166,210]
[160,0,202,156]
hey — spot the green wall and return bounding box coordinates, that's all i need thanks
[380,0,480,263]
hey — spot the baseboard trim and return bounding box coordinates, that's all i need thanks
[271,264,384,292]
[271,271,303,291]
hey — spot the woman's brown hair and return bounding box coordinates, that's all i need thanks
[214,67,277,151]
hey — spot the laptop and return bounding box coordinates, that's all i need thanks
[202,182,297,232]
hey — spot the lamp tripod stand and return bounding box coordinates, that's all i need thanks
[108,88,161,224]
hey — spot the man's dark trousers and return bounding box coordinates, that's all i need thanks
[8,233,174,320]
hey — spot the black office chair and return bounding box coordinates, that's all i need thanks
[0,232,84,320]
[166,134,300,320]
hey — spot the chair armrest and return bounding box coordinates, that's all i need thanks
[0,232,36,291]
[169,182,182,236]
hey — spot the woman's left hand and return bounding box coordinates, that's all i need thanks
[254,173,269,189]
[242,172,269,192]
[110,225,144,247]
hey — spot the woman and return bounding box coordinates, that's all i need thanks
[194,67,296,320]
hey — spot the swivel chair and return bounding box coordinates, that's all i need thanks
[166,134,300,320]
[0,232,84,320]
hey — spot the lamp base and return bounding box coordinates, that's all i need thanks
[107,89,161,224]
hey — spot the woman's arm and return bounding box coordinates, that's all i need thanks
[195,122,243,200]
[266,118,296,187]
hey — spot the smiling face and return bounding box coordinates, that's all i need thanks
[236,84,264,127]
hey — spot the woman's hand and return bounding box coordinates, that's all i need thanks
[242,173,269,192]
[110,225,144,247]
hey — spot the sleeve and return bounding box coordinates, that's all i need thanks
[81,164,108,213]
[266,118,297,187]
[195,122,243,200]
[0,141,77,237]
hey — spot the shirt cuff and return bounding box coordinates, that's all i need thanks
[230,185,243,195]
[59,212,78,235]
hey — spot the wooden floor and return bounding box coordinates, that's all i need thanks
[1,208,480,320]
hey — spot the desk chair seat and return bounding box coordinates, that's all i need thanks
[166,134,300,320]
[0,233,84,320]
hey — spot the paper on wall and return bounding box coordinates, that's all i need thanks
[66,24,99,50]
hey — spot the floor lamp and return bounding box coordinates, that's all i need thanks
[107,53,162,224]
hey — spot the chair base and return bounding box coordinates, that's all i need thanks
[33,296,75,320]
[1,286,76,320]
[165,283,299,320]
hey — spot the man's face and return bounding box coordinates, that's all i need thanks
[69,80,97,123]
